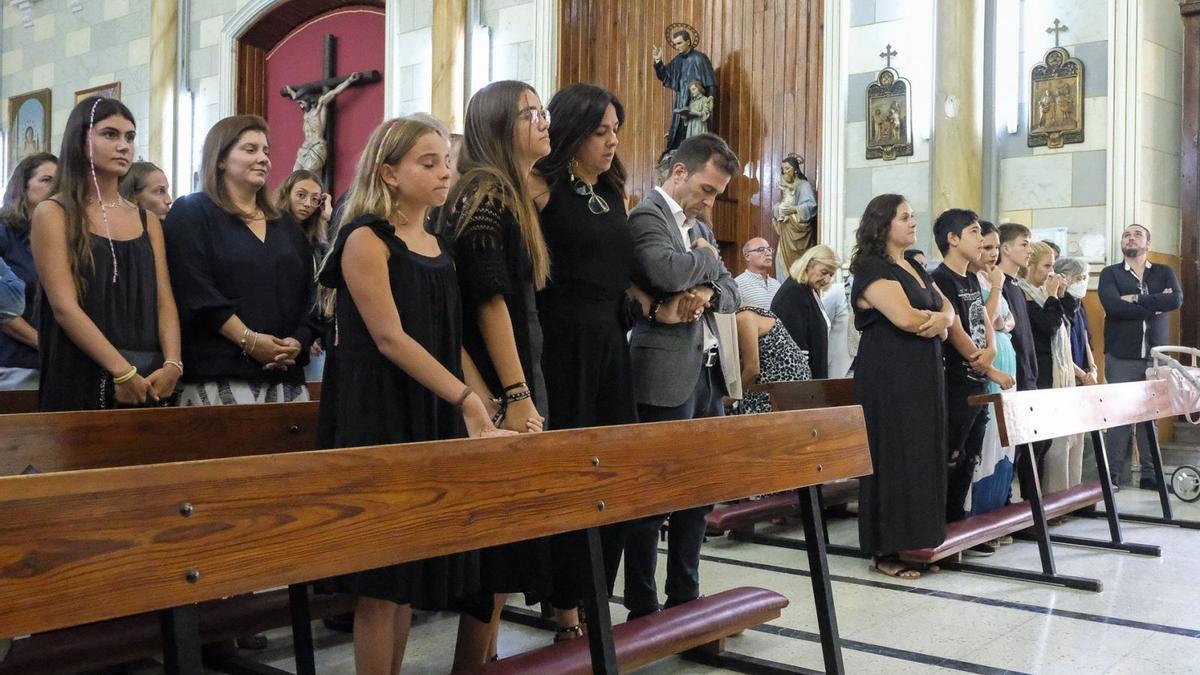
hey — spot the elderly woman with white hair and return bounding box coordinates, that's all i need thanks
[1054,255,1098,386]
[770,244,841,380]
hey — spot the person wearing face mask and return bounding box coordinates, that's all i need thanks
[771,244,840,380]
[1055,256,1097,386]
[163,115,318,407]
[622,132,741,618]
[1098,224,1182,489]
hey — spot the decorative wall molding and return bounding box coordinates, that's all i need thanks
[1106,0,1138,261]
[532,0,559,98]
[820,0,847,262]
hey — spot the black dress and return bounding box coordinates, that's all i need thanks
[316,215,479,611]
[38,207,163,411]
[537,178,638,608]
[447,192,553,606]
[771,277,830,379]
[851,255,947,555]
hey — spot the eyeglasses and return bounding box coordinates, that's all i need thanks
[572,177,610,215]
[747,246,774,255]
[520,108,551,126]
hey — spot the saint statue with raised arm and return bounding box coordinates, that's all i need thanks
[653,24,717,151]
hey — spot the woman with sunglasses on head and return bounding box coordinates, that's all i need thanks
[437,80,551,667]
[526,82,637,642]
[30,97,181,410]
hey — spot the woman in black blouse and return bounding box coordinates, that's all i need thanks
[771,244,841,379]
[438,80,552,666]
[164,115,317,405]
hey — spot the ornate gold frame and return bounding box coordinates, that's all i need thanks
[866,67,913,161]
[1028,47,1084,149]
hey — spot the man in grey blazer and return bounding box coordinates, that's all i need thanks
[622,133,741,619]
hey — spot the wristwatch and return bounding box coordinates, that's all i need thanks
[649,299,664,323]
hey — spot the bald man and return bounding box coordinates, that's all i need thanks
[734,237,781,309]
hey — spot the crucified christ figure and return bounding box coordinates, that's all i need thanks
[283,71,361,173]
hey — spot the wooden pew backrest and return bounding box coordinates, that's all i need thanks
[0,402,321,475]
[0,406,871,637]
[746,378,856,411]
[972,379,1200,448]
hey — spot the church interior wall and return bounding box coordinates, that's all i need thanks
[1,0,153,168]
[1135,0,1184,258]
[840,0,935,259]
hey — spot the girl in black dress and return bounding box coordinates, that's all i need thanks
[438,79,552,666]
[30,97,181,411]
[850,194,954,579]
[164,116,317,406]
[318,116,511,675]
[528,82,637,641]
[0,152,56,389]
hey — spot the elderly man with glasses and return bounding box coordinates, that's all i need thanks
[734,237,781,309]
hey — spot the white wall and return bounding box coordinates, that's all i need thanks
[1,0,154,173]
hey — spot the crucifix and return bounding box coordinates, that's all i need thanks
[879,44,897,68]
[1046,18,1069,47]
[280,34,381,192]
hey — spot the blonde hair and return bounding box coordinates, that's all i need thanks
[789,244,841,286]
[317,116,445,317]
[1021,240,1056,279]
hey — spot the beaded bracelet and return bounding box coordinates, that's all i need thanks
[505,389,532,403]
[502,381,528,395]
[164,360,184,376]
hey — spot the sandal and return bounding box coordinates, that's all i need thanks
[871,558,921,580]
[554,624,584,643]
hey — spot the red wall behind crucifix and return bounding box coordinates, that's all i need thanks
[264,7,385,199]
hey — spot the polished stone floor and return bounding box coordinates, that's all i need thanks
[231,487,1200,674]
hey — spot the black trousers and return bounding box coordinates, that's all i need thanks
[621,365,724,619]
[945,383,989,522]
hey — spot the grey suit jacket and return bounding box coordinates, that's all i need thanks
[627,189,740,408]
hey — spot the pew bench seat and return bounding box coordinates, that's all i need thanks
[474,587,788,674]
[0,588,354,675]
[901,482,1104,564]
[706,480,858,535]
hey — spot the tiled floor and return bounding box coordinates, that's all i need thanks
[240,488,1200,674]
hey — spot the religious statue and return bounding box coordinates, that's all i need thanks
[673,80,713,140]
[283,71,362,173]
[772,155,818,274]
[653,23,717,151]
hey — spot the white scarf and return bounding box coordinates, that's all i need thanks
[1017,279,1075,389]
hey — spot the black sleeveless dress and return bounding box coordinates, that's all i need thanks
[851,255,947,555]
[537,178,637,608]
[38,207,163,411]
[316,215,480,610]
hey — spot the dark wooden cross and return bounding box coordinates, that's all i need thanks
[1046,19,1069,47]
[879,44,897,68]
[280,34,380,193]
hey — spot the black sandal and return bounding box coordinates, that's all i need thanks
[554,624,584,643]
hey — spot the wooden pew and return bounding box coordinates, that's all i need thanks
[0,380,322,417]
[746,379,1166,592]
[706,379,860,540]
[0,406,872,675]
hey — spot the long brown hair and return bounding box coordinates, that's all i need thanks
[53,96,136,296]
[0,152,57,232]
[273,169,325,245]
[850,193,906,274]
[200,115,279,221]
[438,80,549,289]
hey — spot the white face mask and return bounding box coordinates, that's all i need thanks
[1067,280,1088,299]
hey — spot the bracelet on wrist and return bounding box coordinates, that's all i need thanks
[505,389,532,404]
[649,299,664,323]
[502,381,528,394]
[112,365,138,385]
[164,360,184,376]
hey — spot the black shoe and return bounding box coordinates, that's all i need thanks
[964,543,996,557]
[1140,478,1159,490]
[323,613,354,633]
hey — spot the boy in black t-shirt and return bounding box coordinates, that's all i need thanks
[931,210,1008,553]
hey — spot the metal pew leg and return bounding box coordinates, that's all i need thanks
[288,583,316,675]
[797,486,845,675]
[581,526,619,675]
[161,605,203,675]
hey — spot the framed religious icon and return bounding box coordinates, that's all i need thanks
[8,88,51,169]
[866,67,913,160]
[75,81,121,104]
[1028,47,1083,148]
